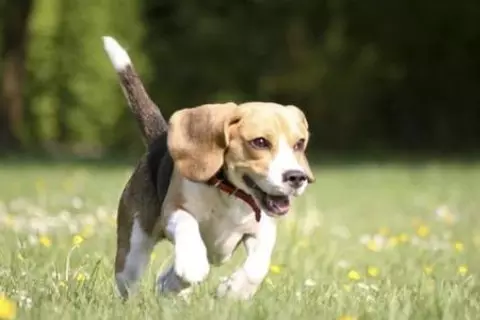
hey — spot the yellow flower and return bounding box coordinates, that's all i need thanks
[388,236,399,247]
[378,227,390,236]
[366,240,379,252]
[399,233,410,243]
[348,270,361,281]
[0,295,16,320]
[454,241,464,252]
[269,265,282,274]
[416,225,430,238]
[75,273,87,282]
[39,235,52,248]
[423,265,433,275]
[458,265,468,276]
[367,266,379,277]
[338,316,357,320]
[72,235,84,246]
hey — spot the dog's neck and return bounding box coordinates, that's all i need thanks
[206,170,261,222]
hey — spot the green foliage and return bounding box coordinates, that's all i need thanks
[10,0,480,154]
[26,0,147,154]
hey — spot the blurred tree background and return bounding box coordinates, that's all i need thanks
[0,0,479,157]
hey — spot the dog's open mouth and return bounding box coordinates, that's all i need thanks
[242,175,290,216]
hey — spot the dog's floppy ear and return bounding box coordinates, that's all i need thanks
[286,105,315,183]
[167,102,240,182]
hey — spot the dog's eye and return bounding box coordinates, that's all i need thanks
[293,138,305,151]
[250,137,271,149]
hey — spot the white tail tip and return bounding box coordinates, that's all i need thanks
[102,36,131,71]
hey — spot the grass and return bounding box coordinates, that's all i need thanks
[1,158,480,319]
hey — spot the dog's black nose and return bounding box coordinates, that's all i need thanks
[283,170,308,188]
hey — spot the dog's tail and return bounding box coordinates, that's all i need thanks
[102,36,167,146]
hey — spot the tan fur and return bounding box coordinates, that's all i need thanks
[115,102,313,299]
[167,102,239,182]
[168,102,314,185]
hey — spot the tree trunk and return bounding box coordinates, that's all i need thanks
[0,0,33,151]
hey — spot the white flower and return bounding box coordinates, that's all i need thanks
[304,279,316,287]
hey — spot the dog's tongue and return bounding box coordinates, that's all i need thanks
[265,195,290,215]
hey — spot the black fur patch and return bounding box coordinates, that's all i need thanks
[147,133,174,204]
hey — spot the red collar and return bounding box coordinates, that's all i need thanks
[206,173,261,222]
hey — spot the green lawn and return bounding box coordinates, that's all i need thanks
[1,159,480,319]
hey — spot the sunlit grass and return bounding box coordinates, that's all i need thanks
[1,160,480,319]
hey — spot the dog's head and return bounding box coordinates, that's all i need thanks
[167,102,314,217]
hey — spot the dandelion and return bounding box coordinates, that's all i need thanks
[75,272,87,283]
[454,241,464,252]
[457,265,468,276]
[72,235,84,246]
[0,294,16,320]
[423,265,433,275]
[416,225,430,238]
[399,233,410,243]
[388,236,399,248]
[367,266,379,277]
[269,265,282,274]
[39,235,52,248]
[348,270,361,281]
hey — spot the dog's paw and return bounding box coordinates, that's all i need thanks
[174,246,210,284]
[215,270,259,300]
[156,265,190,295]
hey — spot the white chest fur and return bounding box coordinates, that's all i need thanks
[180,179,260,264]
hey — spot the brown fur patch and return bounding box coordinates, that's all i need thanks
[168,102,313,183]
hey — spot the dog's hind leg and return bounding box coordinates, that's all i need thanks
[114,207,155,299]
[114,158,162,299]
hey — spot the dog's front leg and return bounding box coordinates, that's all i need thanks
[216,217,277,300]
[157,209,210,295]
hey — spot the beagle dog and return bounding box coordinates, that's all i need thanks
[102,36,314,300]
